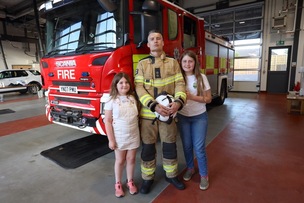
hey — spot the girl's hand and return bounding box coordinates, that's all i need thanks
[186,90,194,100]
[108,140,116,150]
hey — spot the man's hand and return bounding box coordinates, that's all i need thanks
[155,103,170,117]
[168,102,181,115]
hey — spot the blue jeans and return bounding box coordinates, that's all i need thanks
[177,112,208,177]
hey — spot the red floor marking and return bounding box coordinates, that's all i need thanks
[1,96,41,104]
[0,115,51,137]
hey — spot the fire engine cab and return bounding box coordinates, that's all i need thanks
[39,0,234,135]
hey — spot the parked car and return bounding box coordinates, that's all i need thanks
[0,69,42,94]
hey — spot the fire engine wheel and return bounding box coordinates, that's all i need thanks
[28,84,40,94]
[215,81,226,105]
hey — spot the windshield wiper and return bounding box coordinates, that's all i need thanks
[45,49,74,57]
[75,42,115,52]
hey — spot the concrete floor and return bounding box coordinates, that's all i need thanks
[2,92,303,203]
[0,91,234,203]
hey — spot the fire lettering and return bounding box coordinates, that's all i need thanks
[57,70,76,79]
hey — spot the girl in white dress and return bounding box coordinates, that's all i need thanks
[104,72,140,198]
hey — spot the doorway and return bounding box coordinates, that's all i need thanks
[267,46,291,93]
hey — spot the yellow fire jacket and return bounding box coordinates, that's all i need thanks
[135,52,186,120]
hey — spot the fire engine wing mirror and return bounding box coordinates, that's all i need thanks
[137,0,161,48]
[142,0,160,11]
[137,14,160,48]
[97,0,117,12]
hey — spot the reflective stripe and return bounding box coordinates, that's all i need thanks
[135,75,144,83]
[175,91,186,102]
[159,75,175,85]
[206,55,218,75]
[174,73,184,81]
[206,55,215,69]
[136,73,183,88]
[220,58,227,69]
[133,54,149,76]
[141,165,156,175]
[133,54,149,62]
[140,94,154,106]
[163,164,177,173]
[141,108,156,119]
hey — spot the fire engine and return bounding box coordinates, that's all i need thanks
[39,0,234,135]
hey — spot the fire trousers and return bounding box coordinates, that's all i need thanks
[140,119,178,180]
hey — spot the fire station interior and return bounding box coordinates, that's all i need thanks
[1,0,304,203]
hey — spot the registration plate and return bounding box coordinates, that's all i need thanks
[59,86,78,93]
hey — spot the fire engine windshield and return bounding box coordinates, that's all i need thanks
[43,0,125,56]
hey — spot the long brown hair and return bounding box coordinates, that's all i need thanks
[180,50,204,96]
[109,72,133,99]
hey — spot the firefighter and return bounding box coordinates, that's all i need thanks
[135,30,186,194]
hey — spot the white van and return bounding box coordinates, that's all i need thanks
[0,69,42,94]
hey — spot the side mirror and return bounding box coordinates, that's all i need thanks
[138,0,161,48]
[142,0,160,12]
[97,0,117,12]
[138,14,160,48]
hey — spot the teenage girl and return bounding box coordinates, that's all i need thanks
[177,50,212,190]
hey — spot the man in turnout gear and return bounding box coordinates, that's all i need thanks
[135,30,186,194]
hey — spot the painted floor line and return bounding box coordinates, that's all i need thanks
[0,114,51,137]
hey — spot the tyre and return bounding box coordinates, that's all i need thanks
[19,89,28,94]
[215,81,227,105]
[28,83,40,94]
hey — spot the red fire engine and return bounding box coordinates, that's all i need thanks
[39,0,234,135]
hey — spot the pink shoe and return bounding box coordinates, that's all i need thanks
[115,182,124,198]
[126,179,138,195]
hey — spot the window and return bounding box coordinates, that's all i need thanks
[183,16,196,49]
[200,3,264,84]
[210,11,233,24]
[3,71,12,78]
[16,70,28,77]
[235,45,261,57]
[235,19,262,33]
[234,58,260,81]
[205,40,218,69]
[29,70,41,75]
[234,37,261,81]
[235,6,263,20]
[95,13,116,48]
[44,0,124,55]
[168,9,178,40]
[270,48,288,71]
[55,21,81,52]
[211,22,234,36]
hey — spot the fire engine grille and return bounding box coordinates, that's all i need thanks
[50,107,96,127]
[52,81,91,87]
[55,97,91,105]
[53,105,91,115]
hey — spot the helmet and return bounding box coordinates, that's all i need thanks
[154,93,175,124]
